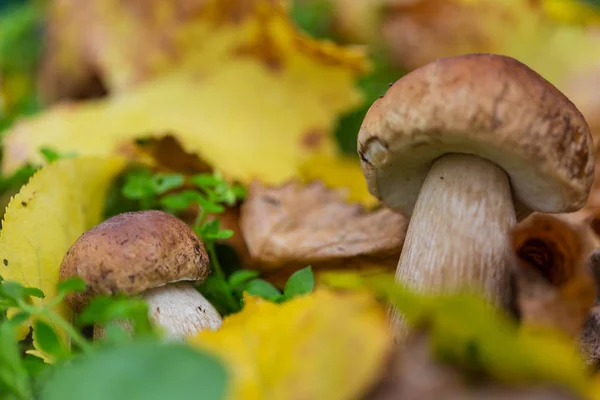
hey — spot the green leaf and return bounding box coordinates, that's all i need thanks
[33,320,67,360]
[283,266,314,300]
[40,341,229,400]
[230,185,246,201]
[121,169,155,201]
[99,323,132,345]
[190,174,221,188]
[290,0,336,40]
[228,270,260,289]
[22,287,44,299]
[0,281,27,303]
[196,276,239,316]
[22,353,49,378]
[159,190,202,211]
[197,220,232,241]
[78,296,153,336]
[0,2,43,72]
[151,174,184,194]
[56,277,86,296]
[244,279,282,302]
[0,320,32,399]
[39,147,76,163]
[0,163,38,194]
[197,196,225,214]
[8,311,29,325]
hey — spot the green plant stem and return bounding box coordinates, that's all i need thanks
[193,208,225,280]
[205,241,225,281]
[43,309,94,354]
[18,302,93,355]
[193,206,238,310]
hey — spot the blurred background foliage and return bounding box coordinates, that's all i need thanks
[1,0,600,155]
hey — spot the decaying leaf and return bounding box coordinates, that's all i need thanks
[320,271,599,399]
[510,213,597,339]
[3,0,368,188]
[239,180,405,282]
[189,288,392,400]
[0,156,127,348]
[364,333,580,400]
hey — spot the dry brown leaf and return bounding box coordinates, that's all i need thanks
[239,180,406,279]
[363,332,580,400]
[510,213,597,339]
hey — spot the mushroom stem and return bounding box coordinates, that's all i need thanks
[390,154,516,341]
[143,282,223,339]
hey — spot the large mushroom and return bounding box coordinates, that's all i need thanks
[357,53,595,338]
[59,210,222,339]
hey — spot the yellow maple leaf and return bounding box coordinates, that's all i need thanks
[0,156,126,350]
[188,288,392,400]
[3,0,369,186]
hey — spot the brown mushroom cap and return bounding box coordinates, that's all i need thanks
[358,53,595,218]
[60,210,210,312]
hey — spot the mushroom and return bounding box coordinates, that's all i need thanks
[357,53,595,339]
[59,210,223,339]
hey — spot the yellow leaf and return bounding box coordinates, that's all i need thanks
[3,0,369,185]
[41,0,368,94]
[321,271,600,400]
[0,156,126,351]
[188,289,392,400]
[298,153,378,206]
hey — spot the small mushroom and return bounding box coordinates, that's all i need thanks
[357,54,595,339]
[59,210,222,339]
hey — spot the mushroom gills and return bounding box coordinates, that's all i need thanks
[390,153,517,340]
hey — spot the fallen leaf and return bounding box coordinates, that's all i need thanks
[4,0,369,186]
[0,156,127,351]
[39,0,370,96]
[364,332,580,400]
[320,271,599,399]
[188,288,392,400]
[239,180,405,275]
[510,213,597,339]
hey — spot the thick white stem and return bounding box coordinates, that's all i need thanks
[390,154,516,342]
[143,281,223,340]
